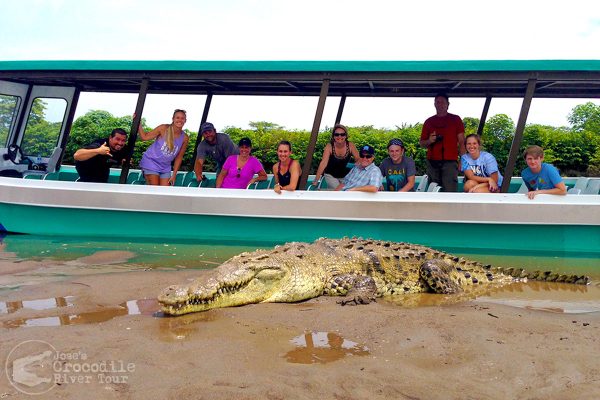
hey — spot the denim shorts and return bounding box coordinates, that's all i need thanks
[142,169,171,179]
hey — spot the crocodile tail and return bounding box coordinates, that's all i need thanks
[523,270,590,285]
[490,266,590,285]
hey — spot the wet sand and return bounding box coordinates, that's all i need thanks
[1,266,600,399]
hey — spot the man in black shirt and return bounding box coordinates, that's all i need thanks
[74,128,128,182]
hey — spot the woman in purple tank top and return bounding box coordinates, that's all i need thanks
[138,109,189,186]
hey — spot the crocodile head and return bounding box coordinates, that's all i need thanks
[158,246,326,315]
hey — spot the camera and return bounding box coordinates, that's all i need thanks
[435,134,444,142]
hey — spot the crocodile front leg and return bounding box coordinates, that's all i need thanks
[323,274,378,306]
[420,259,463,294]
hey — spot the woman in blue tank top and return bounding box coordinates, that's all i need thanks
[138,109,189,186]
[312,124,360,190]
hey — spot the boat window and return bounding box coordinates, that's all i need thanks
[0,93,20,147]
[20,97,67,157]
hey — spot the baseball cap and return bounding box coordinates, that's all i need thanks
[238,137,252,147]
[387,138,404,148]
[200,122,215,133]
[359,145,375,156]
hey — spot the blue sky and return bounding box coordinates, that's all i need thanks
[2,0,600,130]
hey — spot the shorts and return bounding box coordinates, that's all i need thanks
[142,169,171,179]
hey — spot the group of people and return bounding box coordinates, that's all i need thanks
[74,93,567,198]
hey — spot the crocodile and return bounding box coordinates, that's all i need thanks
[158,238,590,315]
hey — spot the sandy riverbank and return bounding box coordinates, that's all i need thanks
[1,267,599,400]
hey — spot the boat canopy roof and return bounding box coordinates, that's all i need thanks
[1,59,600,98]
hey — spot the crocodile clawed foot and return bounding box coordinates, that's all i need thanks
[337,295,376,306]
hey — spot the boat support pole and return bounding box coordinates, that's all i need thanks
[476,96,492,136]
[300,78,330,189]
[335,95,346,124]
[120,78,149,184]
[500,77,536,193]
[193,92,213,160]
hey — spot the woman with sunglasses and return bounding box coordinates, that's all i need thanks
[312,124,360,190]
[216,137,267,189]
[138,109,189,186]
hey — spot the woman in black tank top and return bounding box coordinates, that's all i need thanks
[273,140,301,194]
[312,124,360,190]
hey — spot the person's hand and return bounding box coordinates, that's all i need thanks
[429,132,438,145]
[527,190,538,200]
[168,176,175,186]
[488,179,498,192]
[274,183,282,194]
[97,143,112,157]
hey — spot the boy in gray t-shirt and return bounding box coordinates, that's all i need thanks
[379,138,416,191]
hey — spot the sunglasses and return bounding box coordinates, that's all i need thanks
[236,168,241,178]
[333,133,347,137]
[360,154,374,159]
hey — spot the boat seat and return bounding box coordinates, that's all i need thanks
[516,182,529,193]
[415,175,429,192]
[583,179,600,195]
[247,177,272,190]
[572,177,590,192]
[567,188,581,195]
[181,171,197,187]
[46,147,62,174]
[427,182,441,192]
[306,176,324,191]
[126,171,141,184]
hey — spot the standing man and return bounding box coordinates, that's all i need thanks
[74,128,129,183]
[419,93,465,192]
[335,145,382,192]
[379,138,416,192]
[193,122,238,182]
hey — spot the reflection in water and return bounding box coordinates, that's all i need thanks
[1,298,160,328]
[285,331,369,364]
[0,296,75,314]
[157,311,217,342]
[384,281,600,314]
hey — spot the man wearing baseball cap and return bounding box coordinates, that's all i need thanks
[194,122,239,182]
[335,144,382,192]
[379,138,416,191]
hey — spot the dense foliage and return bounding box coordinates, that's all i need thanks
[13,100,600,177]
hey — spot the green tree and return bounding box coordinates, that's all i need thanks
[568,102,600,134]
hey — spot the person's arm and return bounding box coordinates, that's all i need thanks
[312,144,332,185]
[215,169,228,188]
[457,132,466,155]
[194,157,205,182]
[138,124,166,141]
[74,142,110,161]
[400,175,415,192]
[420,124,438,148]
[526,182,567,199]
[248,169,268,187]
[349,142,360,161]
[168,135,189,186]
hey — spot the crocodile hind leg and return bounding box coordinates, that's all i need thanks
[323,274,377,306]
[420,259,463,294]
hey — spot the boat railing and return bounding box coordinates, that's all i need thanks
[15,164,599,194]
